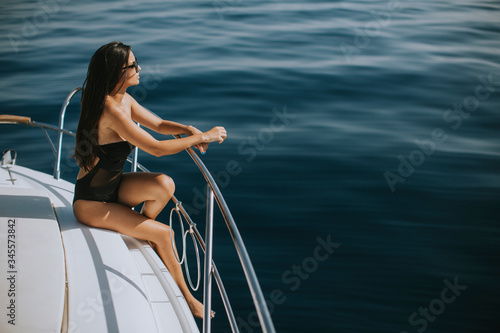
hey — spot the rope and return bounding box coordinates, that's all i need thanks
[184,226,201,291]
[169,201,186,264]
[169,201,201,291]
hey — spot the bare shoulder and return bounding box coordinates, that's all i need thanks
[99,97,131,140]
[102,96,123,118]
[124,93,142,110]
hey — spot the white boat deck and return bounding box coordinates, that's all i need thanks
[0,164,199,333]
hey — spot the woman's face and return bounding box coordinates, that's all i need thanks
[122,50,141,88]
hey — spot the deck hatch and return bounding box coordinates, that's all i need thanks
[0,195,55,219]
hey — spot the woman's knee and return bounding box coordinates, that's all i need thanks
[155,174,175,198]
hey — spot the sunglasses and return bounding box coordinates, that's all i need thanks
[122,57,139,72]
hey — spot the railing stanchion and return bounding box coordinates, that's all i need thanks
[131,146,138,172]
[55,87,81,180]
[131,123,140,172]
[203,187,215,333]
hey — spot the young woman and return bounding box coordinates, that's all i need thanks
[72,41,226,319]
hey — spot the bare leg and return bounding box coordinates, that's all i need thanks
[73,172,210,319]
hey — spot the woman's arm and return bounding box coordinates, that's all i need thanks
[105,102,226,157]
[127,93,192,135]
[126,93,210,153]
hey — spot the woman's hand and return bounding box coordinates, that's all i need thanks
[204,126,227,144]
[187,125,227,155]
[187,125,209,154]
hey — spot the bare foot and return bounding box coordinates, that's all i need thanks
[187,297,215,319]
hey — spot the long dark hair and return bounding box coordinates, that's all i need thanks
[73,41,131,171]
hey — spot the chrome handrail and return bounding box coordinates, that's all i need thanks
[0,88,276,333]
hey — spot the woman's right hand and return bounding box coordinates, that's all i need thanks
[204,126,227,144]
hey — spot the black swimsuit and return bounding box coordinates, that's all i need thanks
[73,141,135,204]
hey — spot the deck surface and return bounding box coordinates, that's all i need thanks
[0,164,199,333]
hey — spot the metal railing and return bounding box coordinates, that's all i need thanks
[55,87,82,180]
[0,88,276,333]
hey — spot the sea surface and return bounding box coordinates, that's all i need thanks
[1,0,500,332]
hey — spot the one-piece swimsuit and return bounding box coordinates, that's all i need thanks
[73,141,135,204]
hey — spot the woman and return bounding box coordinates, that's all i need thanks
[72,41,226,319]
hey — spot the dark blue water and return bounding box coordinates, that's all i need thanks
[1,0,500,332]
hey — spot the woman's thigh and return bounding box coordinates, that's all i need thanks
[118,172,175,208]
[73,200,169,243]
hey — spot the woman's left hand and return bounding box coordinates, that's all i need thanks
[187,125,209,154]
